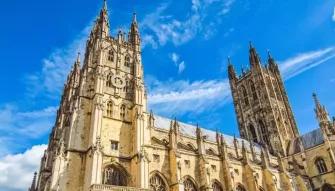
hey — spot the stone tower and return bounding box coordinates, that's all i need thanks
[36,1,150,190]
[228,43,299,156]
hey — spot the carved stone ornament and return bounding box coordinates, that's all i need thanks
[112,74,126,89]
[92,136,104,154]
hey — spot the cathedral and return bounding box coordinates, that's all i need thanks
[29,1,335,191]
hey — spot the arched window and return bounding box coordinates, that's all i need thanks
[103,165,127,186]
[120,105,126,119]
[184,178,197,191]
[125,55,130,67]
[212,181,223,191]
[259,120,269,145]
[249,124,257,142]
[236,185,246,191]
[107,101,113,117]
[108,50,114,62]
[315,158,328,174]
[106,73,113,87]
[241,85,249,107]
[249,80,257,101]
[150,174,167,191]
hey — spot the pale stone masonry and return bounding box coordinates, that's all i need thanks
[30,1,335,191]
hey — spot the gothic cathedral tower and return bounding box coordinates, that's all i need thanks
[228,44,299,156]
[36,1,151,190]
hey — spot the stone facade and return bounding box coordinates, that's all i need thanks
[30,1,335,191]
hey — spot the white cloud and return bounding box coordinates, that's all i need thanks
[279,47,335,80]
[0,105,56,156]
[0,144,47,191]
[171,53,180,64]
[147,46,335,116]
[147,77,230,116]
[178,61,186,74]
[170,52,186,74]
[25,24,91,99]
[332,6,335,21]
[141,0,235,47]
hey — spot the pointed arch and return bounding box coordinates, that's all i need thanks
[248,124,257,142]
[241,85,249,106]
[183,176,198,191]
[211,180,223,191]
[106,73,113,87]
[236,184,246,191]
[106,101,113,117]
[120,104,126,119]
[259,120,269,145]
[206,148,217,156]
[103,163,129,186]
[321,183,335,191]
[249,80,257,101]
[125,54,131,67]
[149,171,168,191]
[315,157,328,174]
[108,49,114,62]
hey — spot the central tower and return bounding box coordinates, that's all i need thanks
[228,44,299,156]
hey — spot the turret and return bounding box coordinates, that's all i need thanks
[313,93,334,135]
[129,13,141,51]
[249,42,261,68]
[227,57,237,81]
[91,0,110,40]
[29,172,37,191]
[267,51,280,73]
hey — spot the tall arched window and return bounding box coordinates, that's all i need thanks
[107,101,113,117]
[259,120,269,145]
[106,73,113,87]
[108,50,114,62]
[249,80,257,101]
[212,181,223,191]
[315,157,328,174]
[241,85,249,107]
[184,178,197,191]
[125,55,130,67]
[120,105,126,119]
[249,124,257,142]
[150,174,167,191]
[236,185,246,191]
[103,165,127,186]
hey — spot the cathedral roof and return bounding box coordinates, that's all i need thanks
[153,115,262,154]
[287,128,324,155]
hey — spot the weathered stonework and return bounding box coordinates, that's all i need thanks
[29,1,335,191]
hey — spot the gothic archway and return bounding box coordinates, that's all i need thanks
[321,183,335,191]
[149,173,168,191]
[212,181,223,191]
[236,184,246,191]
[103,164,128,186]
[184,177,197,191]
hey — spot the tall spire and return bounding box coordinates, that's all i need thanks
[129,12,141,50]
[249,42,261,68]
[313,93,329,123]
[92,0,110,39]
[29,172,37,191]
[227,57,237,80]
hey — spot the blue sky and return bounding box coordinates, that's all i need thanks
[0,0,335,190]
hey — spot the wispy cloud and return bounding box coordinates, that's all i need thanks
[0,144,47,191]
[25,24,91,99]
[279,47,335,80]
[141,0,235,48]
[170,52,186,74]
[147,76,230,116]
[0,105,56,156]
[148,46,335,116]
[332,6,335,21]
